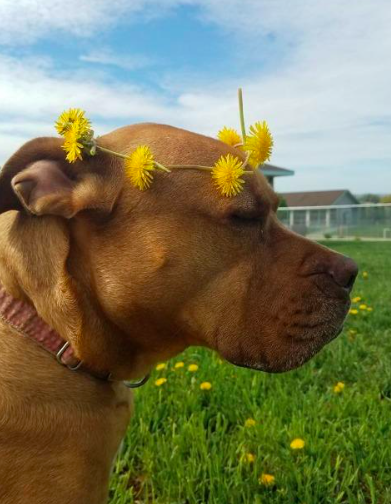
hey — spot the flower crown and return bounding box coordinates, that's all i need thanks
[55,89,273,197]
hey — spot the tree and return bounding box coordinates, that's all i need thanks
[358,194,380,203]
[380,195,391,203]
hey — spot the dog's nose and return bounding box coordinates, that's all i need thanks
[327,255,358,292]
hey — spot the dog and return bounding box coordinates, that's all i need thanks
[0,123,358,503]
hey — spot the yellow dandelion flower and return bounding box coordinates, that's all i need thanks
[362,271,369,279]
[55,108,91,136]
[349,309,358,315]
[200,382,212,390]
[290,438,305,450]
[349,329,357,335]
[244,418,256,428]
[155,377,167,387]
[174,362,185,369]
[359,304,367,310]
[217,127,242,147]
[333,381,345,393]
[259,473,275,486]
[367,307,373,312]
[212,154,245,197]
[244,121,273,168]
[352,296,361,303]
[156,363,166,371]
[125,145,155,191]
[188,364,199,372]
[62,122,84,163]
[244,453,255,463]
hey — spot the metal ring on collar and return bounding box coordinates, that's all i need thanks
[56,341,83,371]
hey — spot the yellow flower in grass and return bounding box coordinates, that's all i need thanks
[290,438,305,450]
[55,108,91,136]
[244,453,255,463]
[125,145,155,190]
[333,381,345,393]
[352,296,361,303]
[362,271,369,279]
[217,127,242,147]
[259,473,275,486]
[244,121,273,168]
[359,304,367,310]
[174,361,185,369]
[349,309,358,315]
[155,363,166,371]
[188,364,199,372]
[367,307,373,312]
[200,381,212,390]
[212,154,245,197]
[155,377,167,387]
[244,418,256,428]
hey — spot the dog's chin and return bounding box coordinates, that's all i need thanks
[227,325,344,374]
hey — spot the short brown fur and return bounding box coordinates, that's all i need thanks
[0,123,356,503]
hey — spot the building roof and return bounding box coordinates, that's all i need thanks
[282,190,359,207]
[260,163,294,178]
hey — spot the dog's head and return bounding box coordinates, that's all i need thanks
[0,124,357,379]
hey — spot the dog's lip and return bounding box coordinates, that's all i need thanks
[227,324,345,374]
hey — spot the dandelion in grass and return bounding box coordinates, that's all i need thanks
[155,378,167,387]
[259,473,275,486]
[244,418,256,428]
[367,307,373,312]
[188,364,199,372]
[349,329,357,335]
[155,363,166,371]
[244,121,274,168]
[200,382,212,391]
[359,304,368,310]
[349,309,358,315]
[217,127,242,147]
[125,145,155,190]
[362,271,369,279]
[174,362,184,369]
[333,381,345,394]
[290,438,305,450]
[212,154,245,197]
[245,453,255,463]
[352,296,362,303]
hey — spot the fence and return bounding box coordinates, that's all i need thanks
[277,203,391,240]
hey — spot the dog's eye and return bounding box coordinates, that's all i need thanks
[229,212,262,226]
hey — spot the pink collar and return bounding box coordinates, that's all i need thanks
[0,282,106,379]
[0,282,150,387]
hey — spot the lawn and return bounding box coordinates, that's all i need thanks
[109,242,391,504]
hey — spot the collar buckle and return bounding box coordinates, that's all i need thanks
[56,341,83,371]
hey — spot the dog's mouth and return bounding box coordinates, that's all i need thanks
[227,321,345,374]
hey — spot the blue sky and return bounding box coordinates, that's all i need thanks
[0,0,390,194]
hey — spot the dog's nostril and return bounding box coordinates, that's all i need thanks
[328,256,358,292]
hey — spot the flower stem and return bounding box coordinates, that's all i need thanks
[238,88,247,141]
[96,145,129,160]
[154,161,171,173]
[96,145,255,174]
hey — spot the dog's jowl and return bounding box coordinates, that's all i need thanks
[0,123,357,503]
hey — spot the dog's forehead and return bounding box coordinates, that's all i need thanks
[104,123,278,213]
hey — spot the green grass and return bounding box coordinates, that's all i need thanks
[109,242,391,504]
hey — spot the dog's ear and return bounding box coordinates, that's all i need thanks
[0,137,124,218]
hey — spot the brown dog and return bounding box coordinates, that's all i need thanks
[0,123,357,503]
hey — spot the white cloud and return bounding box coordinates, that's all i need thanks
[80,50,154,71]
[0,0,188,45]
[0,0,390,193]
